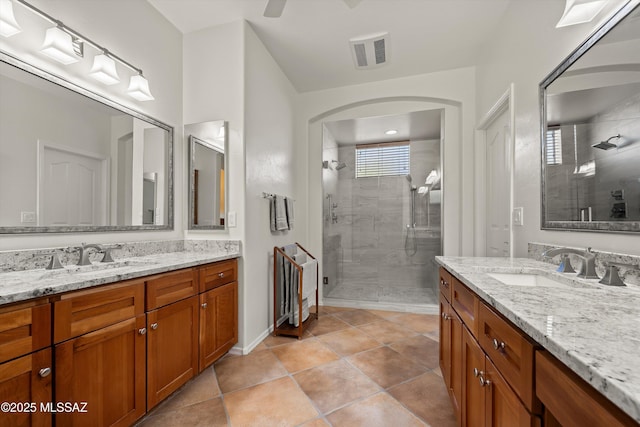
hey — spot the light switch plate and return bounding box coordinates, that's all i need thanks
[227,211,237,227]
[513,207,524,226]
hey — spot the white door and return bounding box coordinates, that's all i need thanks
[485,109,511,257]
[39,144,107,226]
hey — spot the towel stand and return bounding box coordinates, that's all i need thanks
[273,242,319,339]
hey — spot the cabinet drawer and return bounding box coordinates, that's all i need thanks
[452,278,479,337]
[0,301,51,364]
[439,267,452,302]
[478,303,537,412]
[54,280,144,343]
[146,268,198,310]
[199,259,237,292]
[536,351,637,427]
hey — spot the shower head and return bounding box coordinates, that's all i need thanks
[592,134,621,150]
[331,160,347,170]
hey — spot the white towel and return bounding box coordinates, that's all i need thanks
[301,259,318,300]
[285,197,294,230]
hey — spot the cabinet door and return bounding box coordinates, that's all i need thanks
[199,281,238,371]
[0,348,52,427]
[484,356,534,427]
[450,309,463,424]
[147,295,199,409]
[439,292,452,389]
[462,326,485,427]
[55,316,146,427]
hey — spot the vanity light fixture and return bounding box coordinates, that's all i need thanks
[40,25,82,64]
[89,52,120,85]
[127,74,154,101]
[9,0,155,100]
[385,129,398,135]
[556,0,607,28]
[0,0,21,37]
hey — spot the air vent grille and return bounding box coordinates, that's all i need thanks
[349,32,389,69]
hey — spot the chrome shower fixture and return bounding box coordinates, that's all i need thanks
[322,160,330,169]
[331,160,347,170]
[592,134,621,150]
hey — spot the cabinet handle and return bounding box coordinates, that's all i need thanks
[473,368,484,378]
[39,367,51,378]
[441,312,450,321]
[479,375,491,387]
[202,302,208,309]
[492,338,506,351]
[218,272,225,278]
[138,328,147,335]
[151,322,158,330]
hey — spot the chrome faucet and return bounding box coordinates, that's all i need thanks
[542,247,599,279]
[74,243,103,266]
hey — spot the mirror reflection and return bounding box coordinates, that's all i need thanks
[187,121,227,230]
[0,56,173,233]
[541,3,640,232]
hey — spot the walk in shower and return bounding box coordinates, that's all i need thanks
[322,110,442,308]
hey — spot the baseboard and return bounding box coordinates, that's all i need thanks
[321,298,438,314]
[232,324,274,355]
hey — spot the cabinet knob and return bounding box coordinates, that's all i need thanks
[479,376,491,387]
[492,338,505,351]
[151,322,158,330]
[473,368,484,378]
[39,367,51,378]
[441,312,450,321]
[138,328,147,335]
[218,272,225,278]
[202,302,208,309]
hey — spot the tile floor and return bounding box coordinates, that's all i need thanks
[137,306,457,427]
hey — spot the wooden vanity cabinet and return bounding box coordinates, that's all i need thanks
[146,269,199,410]
[536,350,639,427]
[53,280,146,427]
[440,290,462,424]
[0,300,52,427]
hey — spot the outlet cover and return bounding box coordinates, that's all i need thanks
[323,277,328,285]
[227,211,237,227]
[21,211,36,223]
[513,207,524,226]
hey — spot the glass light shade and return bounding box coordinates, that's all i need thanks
[89,54,120,85]
[40,26,79,64]
[0,0,21,37]
[556,0,607,28]
[127,74,154,101]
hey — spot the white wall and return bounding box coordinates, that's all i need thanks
[243,22,299,351]
[296,67,477,281]
[475,0,640,256]
[0,0,183,249]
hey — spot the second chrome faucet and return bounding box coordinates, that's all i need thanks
[542,247,599,279]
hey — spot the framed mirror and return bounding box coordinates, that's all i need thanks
[187,121,227,230]
[0,52,174,234]
[540,1,640,233]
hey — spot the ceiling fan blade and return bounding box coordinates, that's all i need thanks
[343,0,363,9]
[264,0,287,17]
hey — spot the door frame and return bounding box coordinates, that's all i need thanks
[474,84,515,257]
[37,140,110,226]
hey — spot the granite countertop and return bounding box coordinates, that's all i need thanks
[436,256,640,423]
[0,249,241,306]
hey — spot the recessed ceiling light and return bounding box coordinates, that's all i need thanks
[556,0,607,28]
[385,129,398,135]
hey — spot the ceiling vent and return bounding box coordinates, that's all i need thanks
[349,32,389,69]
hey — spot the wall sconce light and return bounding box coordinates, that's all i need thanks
[556,0,607,28]
[0,0,21,37]
[40,25,82,64]
[89,52,120,85]
[127,74,154,101]
[8,0,155,101]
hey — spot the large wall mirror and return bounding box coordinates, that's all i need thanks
[186,121,227,230]
[540,1,640,233]
[0,53,174,234]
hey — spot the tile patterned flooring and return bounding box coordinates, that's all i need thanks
[137,306,457,427]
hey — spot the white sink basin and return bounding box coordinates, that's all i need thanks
[488,273,566,288]
[38,259,156,280]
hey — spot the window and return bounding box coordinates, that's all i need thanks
[355,142,410,178]
[546,127,562,165]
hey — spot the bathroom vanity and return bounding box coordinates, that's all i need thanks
[437,257,640,427]
[0,245,239,426]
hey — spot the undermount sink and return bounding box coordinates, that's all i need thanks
[38,259,156,280]
[488,273,566,288]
